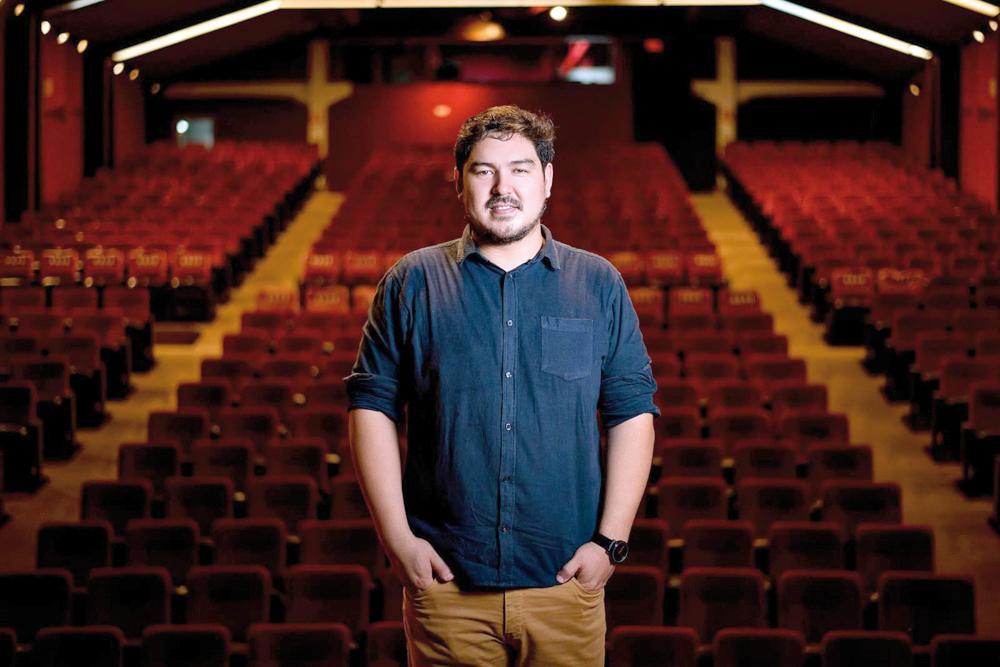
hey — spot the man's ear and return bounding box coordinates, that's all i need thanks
[454,168,463,197]
[544,162,554,198]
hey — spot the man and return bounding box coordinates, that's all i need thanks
[346,105,658,666]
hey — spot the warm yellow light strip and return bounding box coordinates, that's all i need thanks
[762,0,934,60]
[111,0,282,62]
[940,0,1000,17]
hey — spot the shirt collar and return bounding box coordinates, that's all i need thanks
[456,224,562,271]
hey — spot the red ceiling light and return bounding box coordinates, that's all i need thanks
[643,37,665,53]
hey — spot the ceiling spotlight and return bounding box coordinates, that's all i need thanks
[991,19,999,30]
[76,39,88,53]
[129,68,140,80]
[14,3,25,17]
[41,20,52,34]
[57,32,70,44]
[909,83,921,96]
[150,83,161,94]
[176,119,190,134]
[113,62,125,75]
[549,5,568,21]
[973,29,987,42]
[432,104,452,118]
[454,13,505,42]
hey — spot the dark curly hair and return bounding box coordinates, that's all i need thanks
[454,105,556,175]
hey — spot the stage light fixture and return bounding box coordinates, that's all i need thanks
[41,20,52,34]
[990,19,999,29]
[57,32,70,44]
[150,83,162,94]
[113,62,125,75]
[550,5,568,20]
[940,0,999,18]
[76,39,88,53]
[129,68,140,80]
[762,0,934,60]
[973,29,987,41]
[909,83,921,96]
[176,119,190,134]
[112,0,281,61]
[14,4,25,17]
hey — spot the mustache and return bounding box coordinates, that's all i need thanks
[486,196,522,209]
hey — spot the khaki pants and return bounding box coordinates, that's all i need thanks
[402,579,606,666]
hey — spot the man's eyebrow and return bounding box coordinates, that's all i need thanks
[467,159,537,169]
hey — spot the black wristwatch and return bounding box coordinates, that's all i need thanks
[591,532,629,564]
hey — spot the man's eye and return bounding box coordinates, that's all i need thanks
[513,168,528,174]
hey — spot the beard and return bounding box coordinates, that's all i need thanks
[468,197,547,246]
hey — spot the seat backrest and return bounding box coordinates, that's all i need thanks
[681,520,754,569]
[126,519,200,585]
[0,382,36,426]
[190,441,253,492]
[656,477,728,535]
[737,479,810,538]
[211,518,287,581]
[165,476,234,535]
[820,630,912,667]
[777,570,864,644]
[140,624,231,667]
[768,521,845,581]
[147,409,210,457]
[808,445,873,500]
[878,573,976,645]
[246,623,352,667]
[298,519,382,572]
[822,481,903,538]
[118,443,180,497]
[855,524,935,595]
[604,566,666,630]
[81,479,153,536]
[607,626,698,667]
[712,628,805,667]
[186,566,271,643]
[247,475,319,533]
[657,441,723,479]
[366,621,408,667]
[678,567,766,644]
[930,634,1000,667]
[86,566,172,640]
[732,443,797,482]
[0,569,73,643]
[103,285,151,326]
[265,441,330,494]
[285,564,373,634]
[36,520,113,586]
[32,626,125,667]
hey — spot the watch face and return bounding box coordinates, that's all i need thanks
[609,540,629,564]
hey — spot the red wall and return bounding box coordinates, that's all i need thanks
[902,62,933,169]
[960,33,999,210]
[113,76,146,165]
[39,33,84,206]
[325,82,633,188]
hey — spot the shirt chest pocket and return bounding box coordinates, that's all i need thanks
[540,316,594,381]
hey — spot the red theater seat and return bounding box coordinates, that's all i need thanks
[86,566,172,640]
[777,570,863,644]
[681,520,754,569]
[655,477,728,534]
[0,570,73,643]
[821,630,912,667]
[81,479,153,536]
[607,626,698,667]
[246,623,352,667]
[32,626,124,667]
[140,624,231,667]
[878,573,976,645]
[126,519,200,585]
[36,520,113,588]
[212,518,287,581]
[185,566,271,644]
[678,567,766,644]
[604,566,665,630]
[712,628,805,667]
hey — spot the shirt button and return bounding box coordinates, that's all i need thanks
[506,319,513,327]
[500,525,509,533]
[505,371,512,379]
[505,423,512,431]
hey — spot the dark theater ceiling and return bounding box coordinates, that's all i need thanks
[30,0,998,80]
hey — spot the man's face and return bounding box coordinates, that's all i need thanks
[457,132,553,246]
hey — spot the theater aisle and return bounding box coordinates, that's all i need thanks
[0,190,343,570]
[691,190,1000,634]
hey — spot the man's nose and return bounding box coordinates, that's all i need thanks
[492,172,514,195]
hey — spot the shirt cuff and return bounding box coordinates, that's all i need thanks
[345,372,404,423]
[600,369,661,429]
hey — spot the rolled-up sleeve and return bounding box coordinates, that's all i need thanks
[599,273,660,428]
[345,271,410,423]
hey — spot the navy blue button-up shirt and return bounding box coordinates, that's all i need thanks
[345,224,658,590]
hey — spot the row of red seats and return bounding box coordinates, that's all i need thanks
[4,141,321,322]
[0,565,976,658]
[722,141,999,344]
[0,622,402,667]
